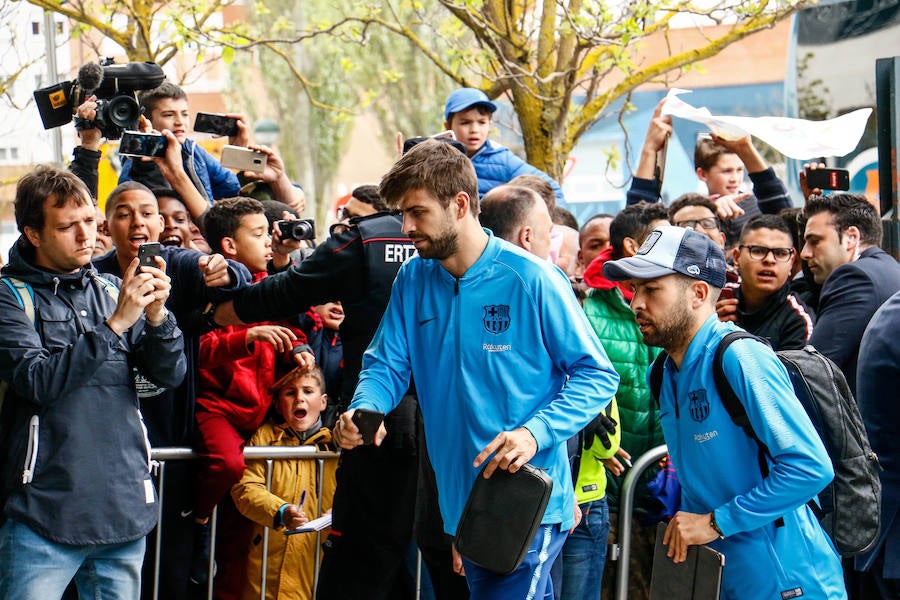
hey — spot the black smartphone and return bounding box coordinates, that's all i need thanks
[119,131,167,158]
[805,167,850,191]
[351,409,384,445]
[194,112,239,137]
[136,242,163,274]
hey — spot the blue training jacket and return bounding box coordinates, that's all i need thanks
[350,231,618,535]
[656,315,846,600]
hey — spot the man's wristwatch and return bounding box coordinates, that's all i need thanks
[709,512,725,539]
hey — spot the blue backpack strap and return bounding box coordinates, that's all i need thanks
[1,277,36,325]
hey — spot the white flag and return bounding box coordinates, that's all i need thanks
[661,88,871,160]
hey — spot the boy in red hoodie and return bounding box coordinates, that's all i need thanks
[192,197,314,589]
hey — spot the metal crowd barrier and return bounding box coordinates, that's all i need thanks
[149,446,340,600]
[612,444,669,600]
[149,444,666,600]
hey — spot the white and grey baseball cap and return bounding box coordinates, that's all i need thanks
[602,226,726,288]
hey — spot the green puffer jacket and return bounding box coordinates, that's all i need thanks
[582,285,663,516]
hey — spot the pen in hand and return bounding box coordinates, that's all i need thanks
[299,489,307,509]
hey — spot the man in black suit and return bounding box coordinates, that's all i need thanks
[856,290,900,597]
[802,193,900,397]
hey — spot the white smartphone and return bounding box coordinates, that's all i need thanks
[220,145,267,173]
[431,130,456,140]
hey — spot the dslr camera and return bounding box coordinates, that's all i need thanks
[33,58,165,140]
[276,219,316,241]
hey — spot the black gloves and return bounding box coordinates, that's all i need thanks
[583,409,617,450]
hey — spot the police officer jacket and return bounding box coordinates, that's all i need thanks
[232,212,413,402]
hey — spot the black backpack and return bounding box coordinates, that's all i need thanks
[650,331,881,556]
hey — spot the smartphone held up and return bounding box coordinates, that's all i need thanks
[220,145,267,174]
[805,167,850,191]
[119,130,167,158]
[194,112,239,137]
[136,242,162,274]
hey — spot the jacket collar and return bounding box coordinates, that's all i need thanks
[735,281,790,319]
[677,314,724,373]
[3,238,100,290]
[275,420,331,446]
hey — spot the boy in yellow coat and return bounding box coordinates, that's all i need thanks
[232,366,338,600]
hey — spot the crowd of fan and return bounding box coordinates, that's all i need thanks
[0,81,896,600]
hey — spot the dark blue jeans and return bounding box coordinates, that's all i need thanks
[550,498,610,600]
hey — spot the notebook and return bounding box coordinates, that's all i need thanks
[649,521,724,600]
[283,513,332,535]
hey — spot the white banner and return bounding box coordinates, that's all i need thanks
[661,88,872,160]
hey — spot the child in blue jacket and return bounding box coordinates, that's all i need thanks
[443,87,566,204]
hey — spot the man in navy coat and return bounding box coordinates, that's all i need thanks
[856,289,900,596]
[802,193,900,396]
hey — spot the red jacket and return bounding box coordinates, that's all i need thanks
[197,272,309,431]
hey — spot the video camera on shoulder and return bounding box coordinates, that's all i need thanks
[33,58,165,140]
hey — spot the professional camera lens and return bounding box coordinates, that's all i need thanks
[107,95,140,130]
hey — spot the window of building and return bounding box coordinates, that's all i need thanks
[32,22,40,35]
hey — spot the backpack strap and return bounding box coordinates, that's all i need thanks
[712,331,765,447]
[1,277,36,325]
[91,274,120,302]
[712,330,786,527]
[649,351,667,406]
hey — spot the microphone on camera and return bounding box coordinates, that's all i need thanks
[77,62,104,95]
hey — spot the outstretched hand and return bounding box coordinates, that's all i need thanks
[246,325,297,353]
[198,254,231,288]
[711,192,752,221]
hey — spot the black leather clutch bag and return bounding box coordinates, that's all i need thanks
[650,521,724,600]
[454,463,553,575]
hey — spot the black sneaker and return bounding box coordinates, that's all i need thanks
[189,521,215,585]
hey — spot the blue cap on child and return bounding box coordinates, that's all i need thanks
[444,88,498,121]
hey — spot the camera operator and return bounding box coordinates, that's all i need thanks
[69,95,103,200]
